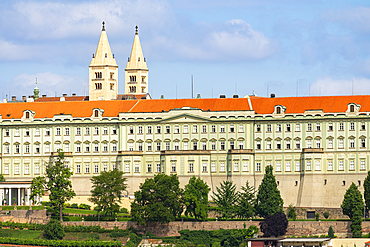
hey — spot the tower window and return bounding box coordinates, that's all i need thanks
[138,57,140,62]
[129,86,136,93]
[95,83,102,90]
[142,87,145,93]
[129,76,137,82]
[110,72,114,79]
[110,83,114,90]
[105,53,107,58]
[95,72,102,79]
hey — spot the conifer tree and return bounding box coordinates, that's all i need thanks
[236,181,256,219]
[256,165,284,217]
[364,171,370,211]
[212,181,239,220]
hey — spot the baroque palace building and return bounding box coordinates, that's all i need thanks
[0,23,369,209]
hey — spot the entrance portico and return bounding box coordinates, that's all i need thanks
[0,182,32,206]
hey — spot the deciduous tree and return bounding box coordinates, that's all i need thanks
[183,176,210,221]
[256,165,284,217]
[131,174,183,225]
[89,169,127,217]
[212,181,239,220]
[259,212,288,237]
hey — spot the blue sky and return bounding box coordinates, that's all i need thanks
[1,0,370,100]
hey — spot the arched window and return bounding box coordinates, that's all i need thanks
[25,112,30,119]
[94,110,99,118]
[350,105,355,112]
[276,107,281,114]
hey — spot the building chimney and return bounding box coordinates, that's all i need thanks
[220,95,226,98]
[22,96,26,101]
[233,95,239,98]
[72,93,76,96]
[11,96,16,101]
[62,93,67,97]
[42,95,46,98]
[270,93,275,98]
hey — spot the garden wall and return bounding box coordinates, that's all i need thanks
[0,210,48,224]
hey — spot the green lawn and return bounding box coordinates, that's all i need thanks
[0,229,43,239]
[62,208,98,215]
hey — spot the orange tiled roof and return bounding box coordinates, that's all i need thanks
[35,96,88,102]
[250,95,370,114]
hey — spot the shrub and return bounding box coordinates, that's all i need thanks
[287,204,297,221]
[315,213,320,221]
[119,207,129,214]
[43,219,65,240]
[323,211,329,219]
[70,203,78,209]
[78,203,91,210]
[126,233,141,247]
[328,226,335,238]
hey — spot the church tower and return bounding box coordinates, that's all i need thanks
[89,22,118,101]
[125,26,148,95]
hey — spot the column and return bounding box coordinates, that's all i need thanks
[17,188,20,206]
[0,188,3,206]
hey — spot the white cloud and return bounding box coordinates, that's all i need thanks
[310,77,370,96]
[9,72,87,98]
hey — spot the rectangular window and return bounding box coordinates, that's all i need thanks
[211,142,216,150]
[295,124,300,132]
[361,139,366,148]
[94,127,99,135]
[94,143,99,152]
[25,144,30,153]
[156,126,161,134]
[184,125,188,133]
[85,143,90,152]
[361,160,366,170]
[350,122,355,130]
[350,160,355,170]
[184,142,188,150]
[25,129,30,137]
[4,165,9,175]
[239,141,244,149]
[234,162,239,172]
[175,126,180,133]
[138,126,143,134]
[211,162,216,172]
[147,126,152,134]
[307,140,312,148]
[112,143,117,152]
[328,161,333,171]
[315,160,320,170]
[316,140,321,148]
[296,140,300,149]
[85,127,90,135]
[45,144,50,153]
[156,163,161,173]
[276,124,281,132]
[220,141,225,150]
[316,123,320,131]
[189,163,194,172]
[65,128,70,136]
[339,139,344,148]
[166,126,170,134]
[276,162,281,172]
[25,165,29,175]
[166,142,170,151]
[239,125,244,132]
[103,164,107,172]
[76,143,81,153]
[135,163,140,173]
[267,124,271,132]
[15,129,20,136]
[230,125,235,133]
[243,162,248,172]
[349,139,355,148]
[34,144,40,154]
[112,163,117,170]
[4,145,9,154]
[286,124,291,132]
[103,127,108,135]
[328,123,333,131]
[211,125,216,133]
[85,164,90,173]
[137,143,142,151]
[328,139,333,149]
[202,125,207,133]
[129,143,134,151]
[256,124,261,132]
[230,141,234,150]
[296,161,300,171]
[276,141,281,150]
[147,143,152,151]
[339,160,344,170]
[125,164,130,173]
[129,126,134,134]
[256,162,261,172]
[286,141,291,150]
[45,128,50,136]
[147,164,152,173]
[56,128,61,136]
[171,163,176,173]
[220,162,225,172]
[156,142,161,151]
[361,122,366,130]
[339,123,344,131]
[193,142,197,150]
[203,162,208,172]
[220,125,225,133]
[94,164,99,173]
[35,165,40,175]
[15,144,20,153]
[286,162,291,172]
[104,143,108,152]
[267,141,272,150]
[307,123,312,131]
[4,129,9,137]
[202,142,207,150]
[175,142,179,150]
[76,127,81,135]
[193,125,198,133]
[55,143,60,151]
[256,141,261,150]
[306,161,311,171]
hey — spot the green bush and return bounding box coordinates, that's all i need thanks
[0,237,122,247]
[315,213,320,221]
[126,232,141,247]
[328,226,335,238]
[119,207,129,214]
[287,204,297,221]
[324,212,330,219]
[43,219,65,240]
[78,203,91,210]
[70,203,79,209]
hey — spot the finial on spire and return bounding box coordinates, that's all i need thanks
[135,26,138,35]
[102,21,105,31]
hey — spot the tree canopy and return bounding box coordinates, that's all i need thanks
[364,171,370,209]
[30,150,75,221]
[183,176,210,221]
[88,169,127,216]
[131,173,183,225]
[256,165,284,217]
[212,181,239,220]
[259,211,288,237]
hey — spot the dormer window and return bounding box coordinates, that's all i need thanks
[276,107,281,114]
[350,105,355,112]
[25,112,30,119]
[94,110,99,118]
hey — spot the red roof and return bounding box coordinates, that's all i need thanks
[35,96,88,102]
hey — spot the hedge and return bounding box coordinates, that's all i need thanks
[0,237,122,247]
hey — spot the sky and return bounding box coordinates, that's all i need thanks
[1,0,370,100]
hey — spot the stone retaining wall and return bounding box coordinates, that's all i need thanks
[0,210,48,224]
[63,220,370,237]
